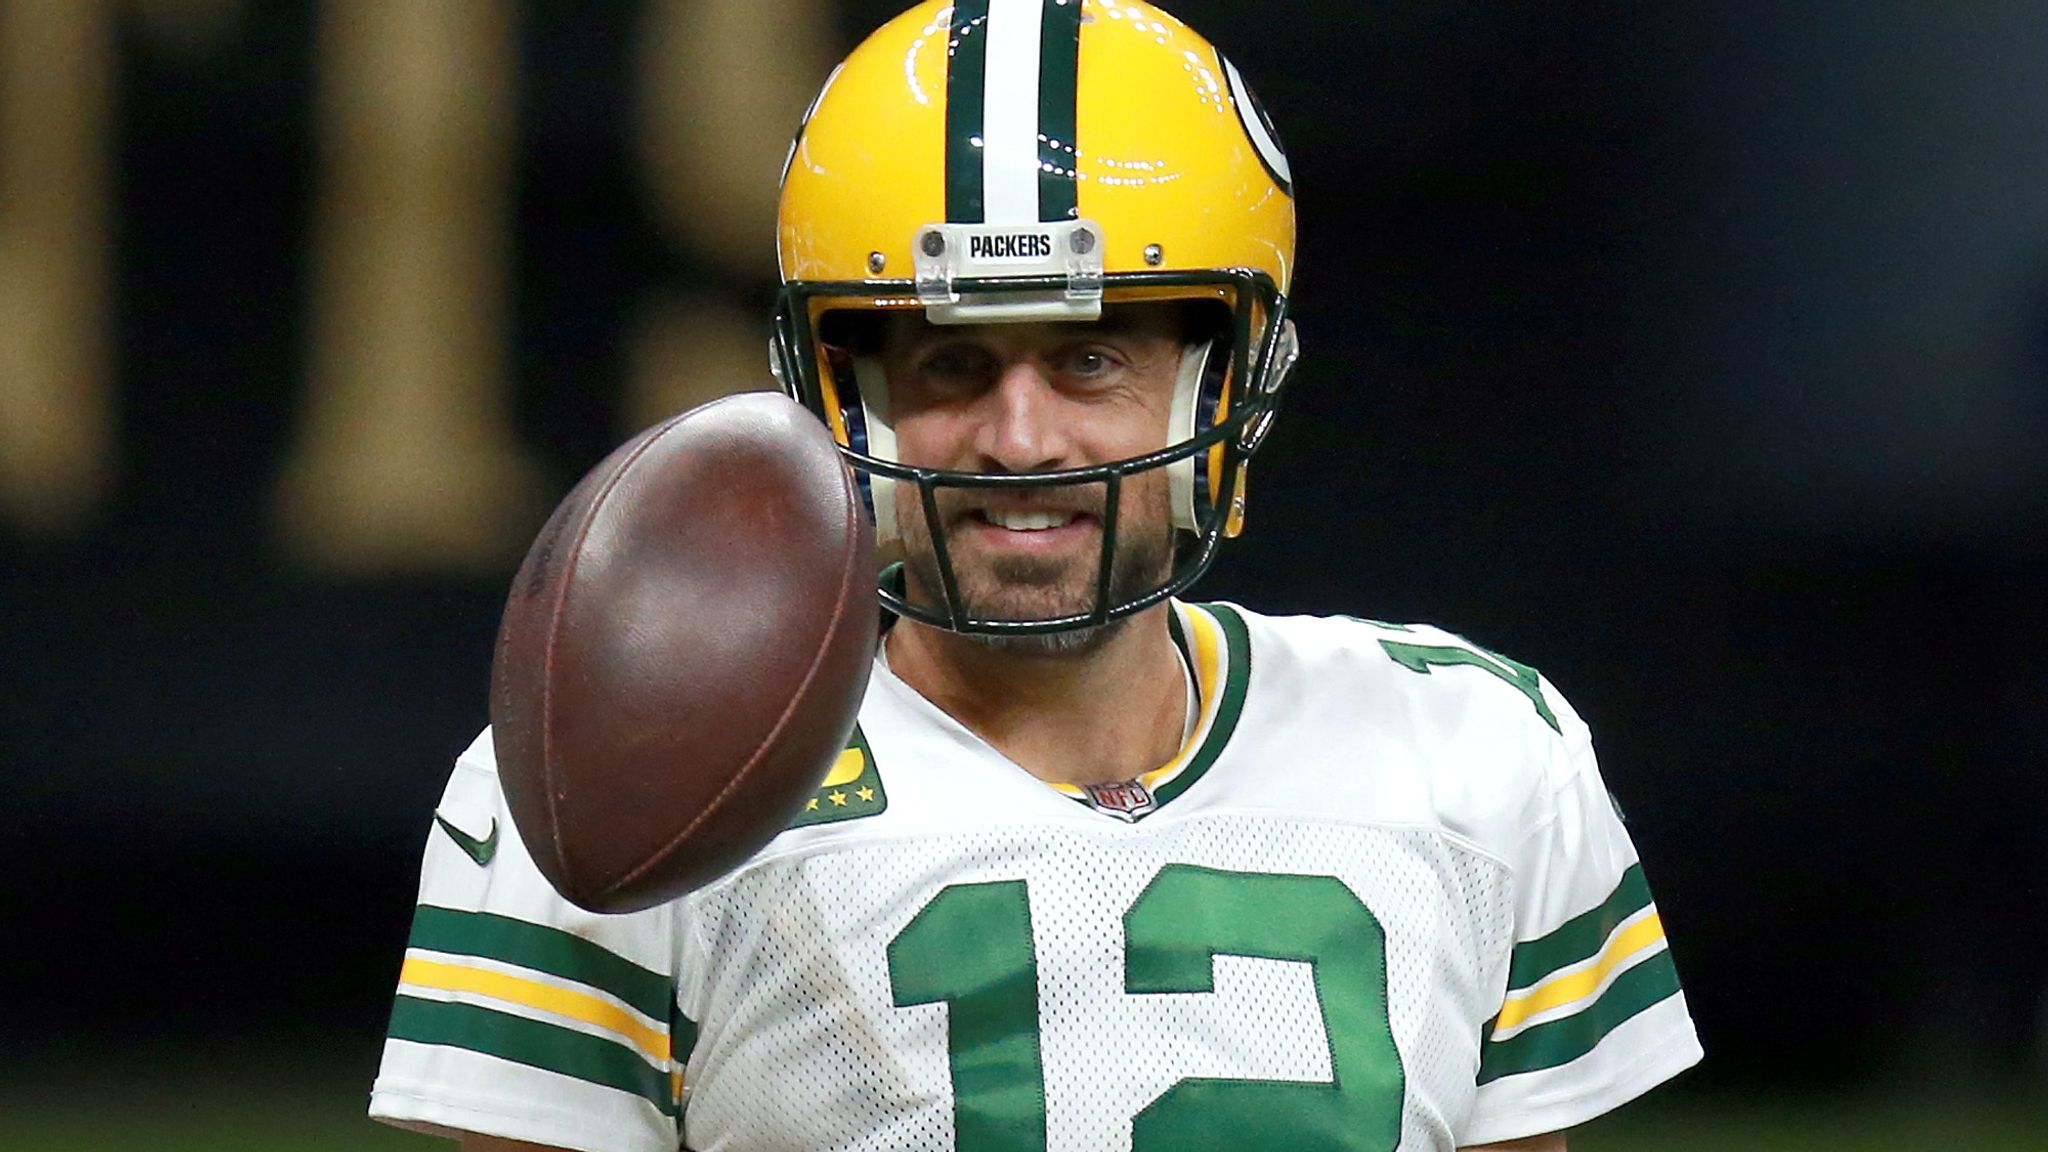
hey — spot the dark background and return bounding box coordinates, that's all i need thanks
[2,0,2043,1118]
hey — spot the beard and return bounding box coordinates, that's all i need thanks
[895,478,1176,657]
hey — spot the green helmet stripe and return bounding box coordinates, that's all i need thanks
[944,0,992,223]
[1036,0,1082,222]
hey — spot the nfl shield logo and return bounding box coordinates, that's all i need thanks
[1083,780,1157,822]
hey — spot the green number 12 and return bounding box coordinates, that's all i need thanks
[887,866,1405,1151]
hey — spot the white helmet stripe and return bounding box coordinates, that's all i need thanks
[981,0,1047,224]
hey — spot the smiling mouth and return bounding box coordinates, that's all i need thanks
[973,509,1093,532]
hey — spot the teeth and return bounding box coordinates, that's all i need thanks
[985,510,1076,531]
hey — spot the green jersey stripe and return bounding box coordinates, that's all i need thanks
[1152,603,1252,807]
[1478,948,1682,1084]
[389,995,678,1116]
[672,1005,700,1069]
[406,905,672,1021]
[1035,0,1081,221]
[1505,864,1653,991]
[944,0,991,222]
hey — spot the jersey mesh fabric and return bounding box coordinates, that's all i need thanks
[373,604,1698,1150]
[676,815,1514,1152]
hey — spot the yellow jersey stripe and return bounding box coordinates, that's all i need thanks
[1493,912,1667,1034]
[400,956,670,1066]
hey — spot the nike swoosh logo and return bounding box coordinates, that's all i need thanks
[434,813,499,867]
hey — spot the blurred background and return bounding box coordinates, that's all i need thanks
[1,0,2043,1148]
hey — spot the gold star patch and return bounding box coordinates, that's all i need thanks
[788,726,889,829]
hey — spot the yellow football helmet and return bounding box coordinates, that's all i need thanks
[771,0,1299,635]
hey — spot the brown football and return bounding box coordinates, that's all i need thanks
[490,392,876,913]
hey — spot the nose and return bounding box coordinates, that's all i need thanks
[973,359,1071,473]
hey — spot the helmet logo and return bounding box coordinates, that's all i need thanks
[780,61,843,190]
[1221,53,1293,197]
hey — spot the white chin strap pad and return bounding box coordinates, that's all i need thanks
[1168,340,1216,533]
[851,356,900,546]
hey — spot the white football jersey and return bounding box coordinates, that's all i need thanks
[371,602,1701,1152]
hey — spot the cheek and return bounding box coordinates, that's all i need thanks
[1116,360,1183,457]
[1074,387,1177,463]
[887,411,965,470]
[891,475,921,530]
[1111,459,1174,526]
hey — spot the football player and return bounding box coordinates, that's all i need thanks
[370,2,1702,1150]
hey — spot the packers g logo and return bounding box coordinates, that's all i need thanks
[1221,52,1293,197]
[780,61,843,189]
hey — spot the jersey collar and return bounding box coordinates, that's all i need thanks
[1047,600,1252,820]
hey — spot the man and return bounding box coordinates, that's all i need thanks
[369,3,1702,1150]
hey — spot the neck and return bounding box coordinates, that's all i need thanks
[884,604,1189,788]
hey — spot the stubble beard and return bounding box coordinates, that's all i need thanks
[897,487,1176,657]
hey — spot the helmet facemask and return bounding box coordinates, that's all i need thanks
[772,269,1297,637]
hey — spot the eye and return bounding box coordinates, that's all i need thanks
[1064,347,1119,380]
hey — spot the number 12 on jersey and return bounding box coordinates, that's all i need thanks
[887,865,1405,1151]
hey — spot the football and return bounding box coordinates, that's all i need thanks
[490,392,876,913]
